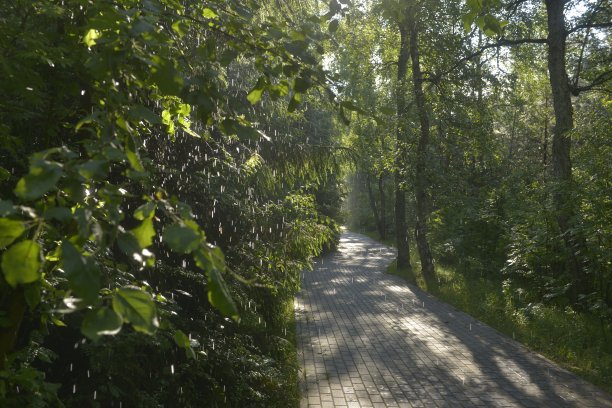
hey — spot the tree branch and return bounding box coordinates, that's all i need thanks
[429,37,547,84]
[570,70,612,95]
[568,22,612,34]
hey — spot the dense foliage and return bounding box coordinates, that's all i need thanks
[0,0,610,404]
[0,0,346,406]
[340,0,611,388]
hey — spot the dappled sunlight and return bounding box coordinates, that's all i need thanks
[296,231,612,407]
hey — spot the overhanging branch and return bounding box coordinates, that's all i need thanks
[429,37,547,84]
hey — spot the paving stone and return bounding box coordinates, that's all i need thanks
[296,232,612,407]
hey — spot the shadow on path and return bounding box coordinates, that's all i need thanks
[296,231,612,408]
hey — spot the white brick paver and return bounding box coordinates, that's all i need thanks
[296,232,612,407]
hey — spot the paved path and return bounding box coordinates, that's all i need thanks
[295,232,612,407]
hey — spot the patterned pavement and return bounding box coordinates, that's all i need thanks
[295,231,612,407]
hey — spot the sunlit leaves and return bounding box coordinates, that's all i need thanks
[1,240,41,287]
[463,0,507,37]
[247,77,267,105]
[202,7,218,19]
[131,216,155,249]
[112,287,158,334]
[288,92,302,112]
[0,218,26,248]
[83,28,100,47]
[134,202,156,221]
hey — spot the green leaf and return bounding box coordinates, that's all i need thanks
[173,329,190,348]
[270,80,290,99]
[112,287,158,334]
[0,218,26,248]
[328,19,339,33]
[1,240,41,287]
[117,232,141,259]
[171,20,186,37]
[24,283,41,310]
[81,307,123,340]
[61,241,101,304]
[77,160,109,180]
[293,76,311,93]
[246,87,263,105]
[128,105,162,124]
[163,224,200,254]
[462,12,477,32]
[131,216,155,249]
[14,159,63,200]
[247,77,266,105]
[134,201,156,221]
[83,28,101,47]
[150,56,184,96]
[202,7,218,19]
[219,49,239,67]
[44,206,72,222]
[340,100,365,114]
[466,0,483,11]
[194,248,239,320]
[288,93,302,112]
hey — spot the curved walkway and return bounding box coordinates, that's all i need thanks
[295,231,612,407]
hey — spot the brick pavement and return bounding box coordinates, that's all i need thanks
[295,231,612,407]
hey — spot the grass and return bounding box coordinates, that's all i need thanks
[430,264,612,393]
[358,229,612,394]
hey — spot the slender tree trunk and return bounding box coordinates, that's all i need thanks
[366,173,384,239]
[395,21,411,270]
[543,96,549,166]
[378,173,387,240]
[408,16,435,283]
[545,0,584,298]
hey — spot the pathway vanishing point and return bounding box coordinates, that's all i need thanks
[295,231,612,408]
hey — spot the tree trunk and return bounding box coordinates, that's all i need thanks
[408,16,435,283]
[543,96,549,166]
[378,173,387,240]
[545,0,584,297]
[366,173,384,239]
[395,20,411,270]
